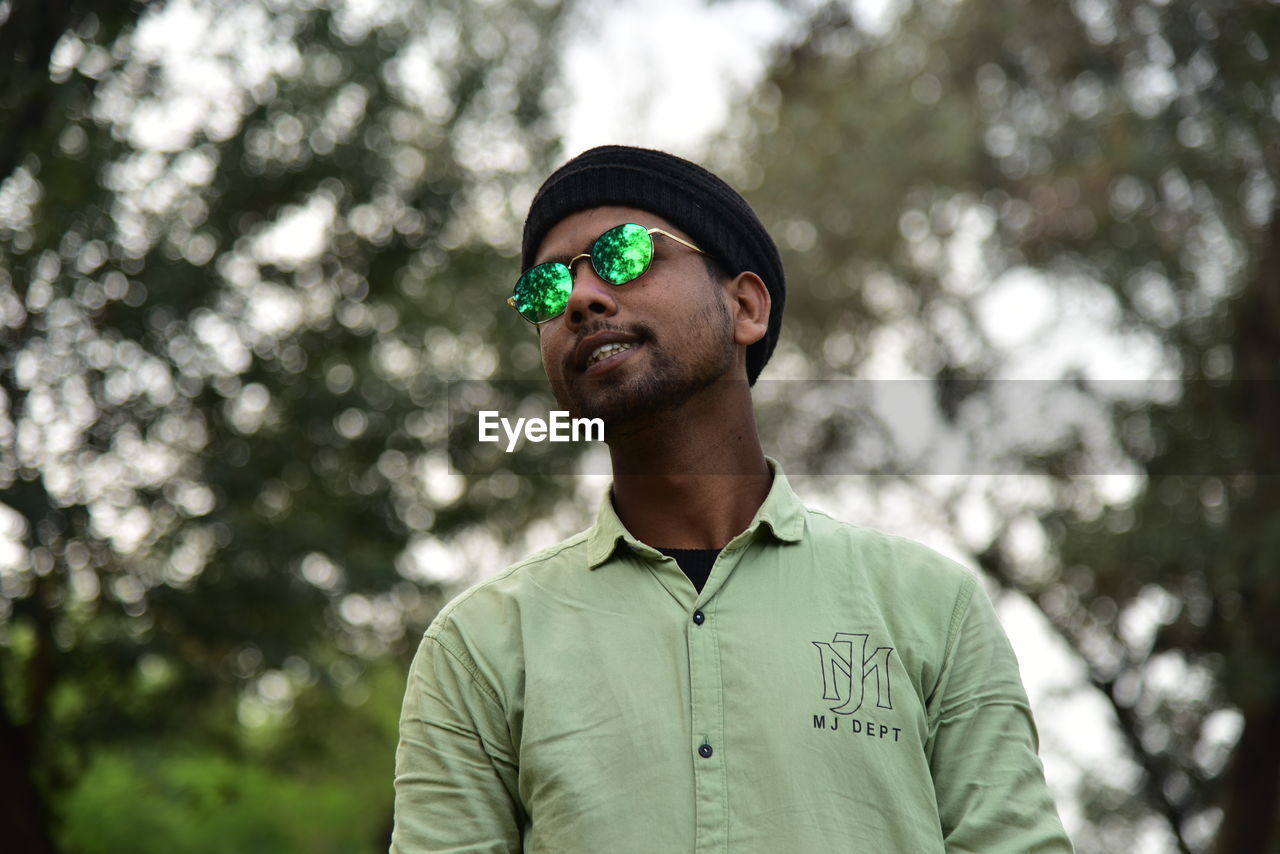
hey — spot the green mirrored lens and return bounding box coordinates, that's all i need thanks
[513,263,572,323]
[592,223,652,284]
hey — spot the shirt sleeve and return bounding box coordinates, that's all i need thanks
[926,580,1074,853]
[391,631,524,854]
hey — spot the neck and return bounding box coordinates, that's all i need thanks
[607,383,771,549]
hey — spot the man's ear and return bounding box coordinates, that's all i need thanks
[726,271,770,347]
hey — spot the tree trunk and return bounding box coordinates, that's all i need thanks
[1212,697,1280,854]
[1213,211,1280,853]
[0,555,64,853]
[0,699,58,854]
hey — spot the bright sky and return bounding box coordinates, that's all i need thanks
[556,0,794,158]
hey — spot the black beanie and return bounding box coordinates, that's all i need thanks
[521,145,785,385]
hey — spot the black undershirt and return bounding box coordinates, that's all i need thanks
[656,547,721,592]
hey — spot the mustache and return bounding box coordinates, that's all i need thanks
[562,321,654,373]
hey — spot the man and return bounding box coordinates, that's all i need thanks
[393,145,1072,852]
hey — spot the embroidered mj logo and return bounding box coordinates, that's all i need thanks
[812,633,895,715]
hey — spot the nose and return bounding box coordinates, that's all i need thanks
[562,257,619,331]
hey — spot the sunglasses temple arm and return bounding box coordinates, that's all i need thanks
[649,228,704,255]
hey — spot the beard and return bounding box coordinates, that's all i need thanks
[553,291,736,431]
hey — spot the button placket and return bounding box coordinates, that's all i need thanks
[687,597,726,851]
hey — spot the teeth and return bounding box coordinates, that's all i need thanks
[587,342,636,366]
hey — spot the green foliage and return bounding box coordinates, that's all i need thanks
[62,750,382,854]
[58,661,405,852]
[0,0,580,850]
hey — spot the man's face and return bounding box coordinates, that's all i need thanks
[533,205,736,428]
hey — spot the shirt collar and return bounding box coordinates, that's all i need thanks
[586,457,806,568]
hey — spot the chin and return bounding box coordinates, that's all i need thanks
[571,376,714,429]
[553,336,735,428]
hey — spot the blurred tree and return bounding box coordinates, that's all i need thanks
[732,1,1278,852]
[56,660,406,854]
[0,0,579,850]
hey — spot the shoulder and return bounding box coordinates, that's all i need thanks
[424,529,591,644]
[409,530,592,705]
[793,505,982,634]
[801,506,976,589]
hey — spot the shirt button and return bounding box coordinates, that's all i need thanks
[698,743,713,758]
[692,610,705,625]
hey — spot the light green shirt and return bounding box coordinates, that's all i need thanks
[393,468,1072,853]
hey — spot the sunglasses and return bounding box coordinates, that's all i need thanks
[507,223,705,324]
